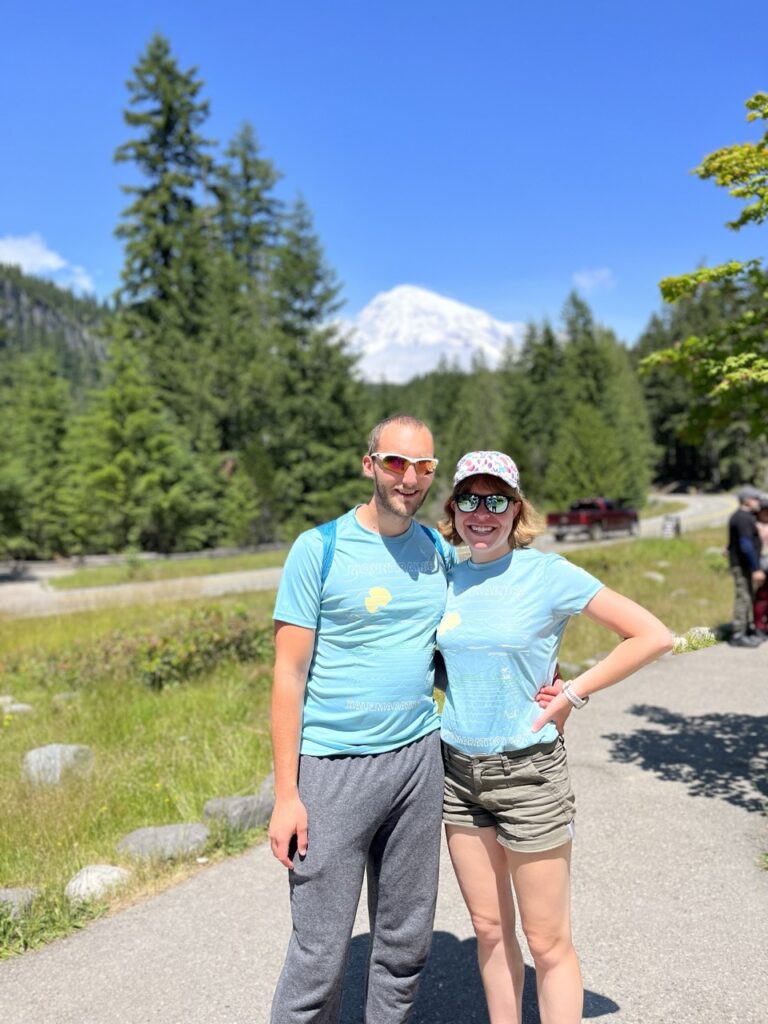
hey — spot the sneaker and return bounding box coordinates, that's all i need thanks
[747,631,768,644]
[729,634,763,648]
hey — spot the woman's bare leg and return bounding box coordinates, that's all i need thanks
[507,841,582,1024]
[446,825,525,1024]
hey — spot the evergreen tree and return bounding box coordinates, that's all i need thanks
[57,334,217,554]
[114,33,217,439]
[503,322,569,498]
[265,198,367,535]
[4,353,72,555]
[559,294,654,506]
[543,405,628,506]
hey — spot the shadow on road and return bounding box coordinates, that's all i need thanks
[340,932,619,1022]
[604,706,768,814]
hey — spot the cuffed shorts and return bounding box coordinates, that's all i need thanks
[442,737,575,853]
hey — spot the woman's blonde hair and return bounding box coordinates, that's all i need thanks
[437,473,544,549]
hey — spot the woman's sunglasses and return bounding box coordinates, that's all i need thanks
[371,452,439,476]
[455,493,513,514]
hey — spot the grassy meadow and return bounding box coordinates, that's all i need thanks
[48,549,288,590]
[0,592,275,956]
[0,528,733,955]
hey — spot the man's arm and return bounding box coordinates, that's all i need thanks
[268,621,315,868]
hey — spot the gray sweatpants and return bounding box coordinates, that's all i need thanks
[270,730,444,1024]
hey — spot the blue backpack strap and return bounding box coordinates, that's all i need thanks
[316,518,338,588]
[419,524,446,569]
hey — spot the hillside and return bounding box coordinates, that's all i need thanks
[0,264,108,388]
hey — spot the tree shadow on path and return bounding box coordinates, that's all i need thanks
[340,932,619,1022]
[604,706,768,814]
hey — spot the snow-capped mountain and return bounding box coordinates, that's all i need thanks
[342,285,525,384]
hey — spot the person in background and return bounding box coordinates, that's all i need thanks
[752,495,768,636]
[436,450,672,1024]
[727,485,766,647]
[268,415,457,1024]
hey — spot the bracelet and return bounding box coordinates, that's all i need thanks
[562,681,589,709]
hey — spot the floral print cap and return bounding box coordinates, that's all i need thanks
[453,451,520,491]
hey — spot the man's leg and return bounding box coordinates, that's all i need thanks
[271,753,383,1024]
[364,731,444,1023]
[731,566,755,641]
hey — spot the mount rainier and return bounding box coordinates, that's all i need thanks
[341,285,525,384]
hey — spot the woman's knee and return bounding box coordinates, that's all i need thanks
[469,910,506,950]
[523,925,574,970]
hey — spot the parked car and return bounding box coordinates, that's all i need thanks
[546,497,639,542]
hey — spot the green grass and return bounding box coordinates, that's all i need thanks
[557,527,730,669]
[0,592,275,956]
[640,497,689,519]
[48,549,288,590]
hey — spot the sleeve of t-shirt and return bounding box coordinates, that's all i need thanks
[546,555,604,617]
[273,528,324,628]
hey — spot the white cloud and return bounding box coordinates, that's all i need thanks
[572,266,615,293]
[0,232,94,293]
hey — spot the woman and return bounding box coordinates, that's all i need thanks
[436,451,672,1024]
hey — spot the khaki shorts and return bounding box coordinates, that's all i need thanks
[442,737,575,853]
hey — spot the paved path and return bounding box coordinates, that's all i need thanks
[0,493,735,620]
[2,641,766,1023]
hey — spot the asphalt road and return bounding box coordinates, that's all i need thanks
[0,493,736,620]
[1,640,767,1024]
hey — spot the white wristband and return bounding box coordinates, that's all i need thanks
[563,680,589,709]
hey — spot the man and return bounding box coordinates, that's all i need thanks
[727,484,766,647]
[268,415,456,1023]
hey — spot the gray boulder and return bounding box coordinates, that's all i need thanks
[643,571,666,584]
[0,887,37,919]
[22,744,94,786]
[203,773,275,831]
[116,823,210,862]
[65,865,131,904]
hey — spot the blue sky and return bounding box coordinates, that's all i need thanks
[2,0,764,343]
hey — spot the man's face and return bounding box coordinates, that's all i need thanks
[363,423,436,521]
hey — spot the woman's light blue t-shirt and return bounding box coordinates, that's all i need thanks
[274,509,456,756]
[437,548,603,754]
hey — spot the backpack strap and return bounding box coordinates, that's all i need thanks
[419,523,446,570]
[316,518,338,589]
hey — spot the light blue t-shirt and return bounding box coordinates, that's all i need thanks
[274,509,457,756]
[437,548,603,754]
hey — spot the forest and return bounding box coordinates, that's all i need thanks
[0,36,766,559]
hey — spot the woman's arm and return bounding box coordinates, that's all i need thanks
[531,587,672,732]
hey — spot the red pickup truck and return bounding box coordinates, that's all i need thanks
[546,498,639,542]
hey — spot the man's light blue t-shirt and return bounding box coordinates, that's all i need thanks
[274,509,457,756]
[437,548,603,754]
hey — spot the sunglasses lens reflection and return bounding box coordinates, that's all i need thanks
[456,494,510,514]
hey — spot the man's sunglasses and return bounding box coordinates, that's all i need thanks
[371,453,439,476]
[455,493,514,514]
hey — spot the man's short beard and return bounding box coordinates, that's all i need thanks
[373,473,428,519]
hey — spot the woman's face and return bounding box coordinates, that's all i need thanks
[452,478,521,564]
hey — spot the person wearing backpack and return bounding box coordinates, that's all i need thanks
[268,414,457,1023]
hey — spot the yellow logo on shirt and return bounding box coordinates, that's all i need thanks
[437,611,461,635]
[365,587,392,613]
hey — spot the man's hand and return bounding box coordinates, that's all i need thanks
[268,795,309,869]
[753,569,766,587]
